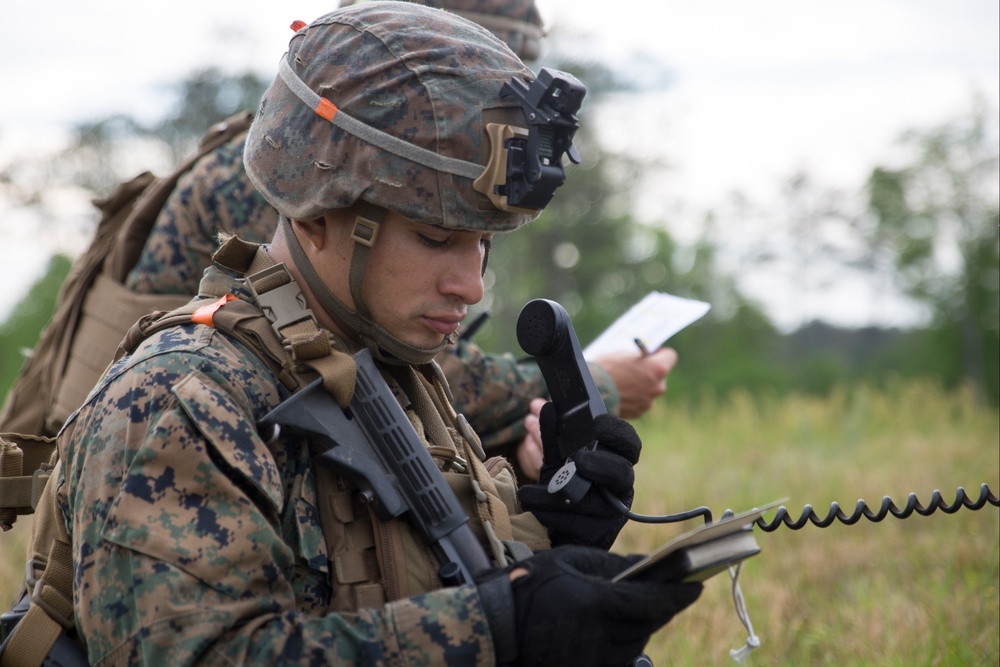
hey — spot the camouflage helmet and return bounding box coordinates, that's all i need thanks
[338,0,545,61]
[244,2,538,233]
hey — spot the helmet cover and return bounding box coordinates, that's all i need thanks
[244,1,538,232]
[339,0,545,60]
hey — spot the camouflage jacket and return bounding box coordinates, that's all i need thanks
[55,267,499,666]
[120,129,619,457]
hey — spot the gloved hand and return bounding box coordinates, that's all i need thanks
[518,403,639,550]
[477,545,702,667]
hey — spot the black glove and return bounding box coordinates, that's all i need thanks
[478,545,702,667]
[518,403,639,550]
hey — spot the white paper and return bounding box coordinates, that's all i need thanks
[583,291,710,361]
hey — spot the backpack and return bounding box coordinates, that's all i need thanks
[0,112,254,531]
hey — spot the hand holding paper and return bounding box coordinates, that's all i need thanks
[583,291,711,361]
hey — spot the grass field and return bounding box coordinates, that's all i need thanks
[1,379,997,665]
[622,379,999,666]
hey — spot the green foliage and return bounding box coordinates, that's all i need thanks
[668,303,785,398]
[0,255,71,407]
[150,68,269,162]
[865,96,1000,403]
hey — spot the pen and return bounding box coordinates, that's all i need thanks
[634,337,650,357]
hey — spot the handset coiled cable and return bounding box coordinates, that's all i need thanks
[753,483,998,532]
[597,484,999,530]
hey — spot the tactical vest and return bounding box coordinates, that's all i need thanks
[1,235,550,664]
[190,236,550,609]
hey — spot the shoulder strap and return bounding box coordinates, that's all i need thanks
[118,236,359,405]
[116,287,304,394]
[0,461,76,667]
[214,237,358,406]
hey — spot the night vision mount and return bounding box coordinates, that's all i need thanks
[475,68,586,213]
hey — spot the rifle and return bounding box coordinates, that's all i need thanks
[258,348,492,586]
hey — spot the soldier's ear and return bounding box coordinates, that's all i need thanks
[292,217,328,251]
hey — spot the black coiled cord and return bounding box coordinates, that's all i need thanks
[753,483,999,532]
[600,483,999,531]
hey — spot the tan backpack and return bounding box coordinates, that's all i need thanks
[0,112,254,531]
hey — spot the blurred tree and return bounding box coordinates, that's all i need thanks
[150,68,269,163]
[665,222,782,399]
[473,48,763,359]
[864,97,1000,403]
[0,68,269,206]
[0,255,72,405]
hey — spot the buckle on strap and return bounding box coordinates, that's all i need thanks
[351,216,380,247]
[25,558,43,589]
[31,577,75,630]
[247,263,318,339]
[30,464,52,511]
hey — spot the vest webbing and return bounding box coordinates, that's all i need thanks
[0,433,56,531]
[204,238,545,592]
[1,236,546,663]
[211,238,537,567]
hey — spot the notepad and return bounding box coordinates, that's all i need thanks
[582,291,710,361]
[614,501,784,583]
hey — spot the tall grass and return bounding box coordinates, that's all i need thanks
[1,379,996,664]
[622,379,999,666]
[0,516,30,610]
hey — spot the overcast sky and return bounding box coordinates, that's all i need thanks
[1,0,997,327]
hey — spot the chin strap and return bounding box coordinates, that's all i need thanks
[280,214,453,366]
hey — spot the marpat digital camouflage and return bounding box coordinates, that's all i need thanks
[58,264,498,665]
[243,2,537,231]
[340,0,546,61]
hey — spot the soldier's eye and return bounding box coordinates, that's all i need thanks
[418,233,450,250]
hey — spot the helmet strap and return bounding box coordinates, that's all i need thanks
[347,207,381,325]
[280,214,452,366]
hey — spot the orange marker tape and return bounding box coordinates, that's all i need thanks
[315,98,337,122]
[191,294,237,327]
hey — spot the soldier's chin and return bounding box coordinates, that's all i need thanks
[409,333,452,352]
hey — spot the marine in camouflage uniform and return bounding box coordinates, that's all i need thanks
[48,5,700,664]
[60,259,514,664]
[122,0,621,460]
[121,127,619,455]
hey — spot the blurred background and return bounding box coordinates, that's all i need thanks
[1,0,997,404]
[0,2,997,663]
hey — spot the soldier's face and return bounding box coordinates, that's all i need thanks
[344,209,492,349]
